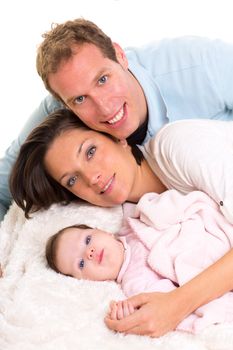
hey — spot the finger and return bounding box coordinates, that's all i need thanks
[105,315,153,337]
[122,300,130,317]
[116,301,124,320]
[105,307,143,332]
[128,301,135,315]
[109,300,117,308]
[110,302,117,320]
[124,324,151,337]
[126,293,148,309]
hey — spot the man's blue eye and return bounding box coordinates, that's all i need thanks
[86,235,91,245]
[79,259,85,269]
[87,146,96,159]
[67,175,77,187]
[74,96,85,104]
[98,75,107,85]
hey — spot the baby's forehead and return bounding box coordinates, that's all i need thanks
[58,227,84,243]
[62,226,112,238]
[64,225,91,233]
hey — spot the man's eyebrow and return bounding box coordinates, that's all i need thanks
[66,95,77,105]
[58,141,85,183]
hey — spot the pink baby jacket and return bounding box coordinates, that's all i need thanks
[117,190,233,333]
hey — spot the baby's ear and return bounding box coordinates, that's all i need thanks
[118,139,128,148]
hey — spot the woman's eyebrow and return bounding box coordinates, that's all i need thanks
[58,140,87,182]
[78,139,87,154]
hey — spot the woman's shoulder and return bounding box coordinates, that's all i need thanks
[151,119,233,153]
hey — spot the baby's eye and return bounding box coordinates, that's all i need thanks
[74,96,85,105]
[85,235,91,245]
[87,146,96,159]
[98,75,108,85]
[79,259,85,270]
[67,175,78,187]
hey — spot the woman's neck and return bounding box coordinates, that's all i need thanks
[129,159,167,203]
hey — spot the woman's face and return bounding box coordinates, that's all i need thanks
[44,128,139,207]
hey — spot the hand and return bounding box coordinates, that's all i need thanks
[108,300,135,320]
[105,290,187,337]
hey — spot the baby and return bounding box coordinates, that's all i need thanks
[46,223,135,318]
[46,190,233,333]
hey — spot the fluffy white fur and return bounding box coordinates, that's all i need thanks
[1,201,233,350]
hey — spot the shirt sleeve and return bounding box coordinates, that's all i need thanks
[204,38,233,110]
[151,119,233,224]
[0,94,63,221]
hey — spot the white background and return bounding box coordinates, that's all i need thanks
[0,0,233,157]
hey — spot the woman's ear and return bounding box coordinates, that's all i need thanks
[118,139,128,148]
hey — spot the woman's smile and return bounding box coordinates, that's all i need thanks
[100,174,115,194]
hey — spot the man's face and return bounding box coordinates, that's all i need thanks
[48,43,147,139]
[55,227,124,281]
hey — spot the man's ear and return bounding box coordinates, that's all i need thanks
[113,42,128,69]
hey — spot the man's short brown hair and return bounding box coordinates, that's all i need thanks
[36,18,117,101]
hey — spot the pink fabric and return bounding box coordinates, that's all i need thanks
[118,190,233,333]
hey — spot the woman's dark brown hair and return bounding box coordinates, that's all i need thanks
[10,109,89,218]
[10,108,144,218]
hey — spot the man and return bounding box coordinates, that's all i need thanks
[1,18,233,337]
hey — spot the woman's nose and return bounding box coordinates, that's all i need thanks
[85,171,101,186]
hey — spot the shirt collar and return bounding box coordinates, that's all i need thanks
[116,236,131,283]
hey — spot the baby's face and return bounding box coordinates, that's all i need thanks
[55,227,124,281]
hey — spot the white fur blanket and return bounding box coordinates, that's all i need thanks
[1,202,233,350]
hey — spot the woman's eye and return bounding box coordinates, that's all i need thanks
[87,146,96,159]
[85,235,91,245]
[67,175,78,187]
[79,259,85,270]
[74,96,85,105]
[98,75,107,85]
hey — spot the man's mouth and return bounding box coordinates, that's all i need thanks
[107,105,125,125]
[100,175,115,194]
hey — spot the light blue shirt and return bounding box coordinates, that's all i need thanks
[1,36,233,221]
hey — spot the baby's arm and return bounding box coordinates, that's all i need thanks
[108,300,135,320]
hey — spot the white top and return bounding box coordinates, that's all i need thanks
[141,119,233,223]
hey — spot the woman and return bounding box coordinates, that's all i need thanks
[10,109,166,218]
[10,108,233,337]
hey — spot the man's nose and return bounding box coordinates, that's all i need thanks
[92,93,113,115]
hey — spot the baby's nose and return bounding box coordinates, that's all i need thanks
[87,247,95,259]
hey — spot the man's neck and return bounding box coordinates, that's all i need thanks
[126,116,148,146]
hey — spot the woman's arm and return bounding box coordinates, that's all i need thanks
[105,248,233,337]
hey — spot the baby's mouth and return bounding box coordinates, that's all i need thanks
[99,249,104,263]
